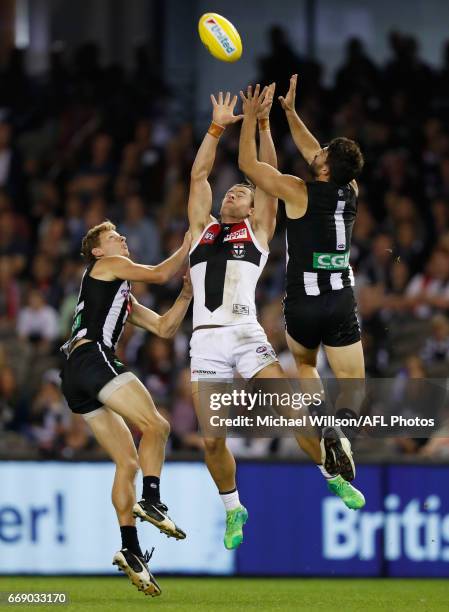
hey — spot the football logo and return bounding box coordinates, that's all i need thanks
[232,243,245,258]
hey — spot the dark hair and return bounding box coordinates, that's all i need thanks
[326,137,364,185]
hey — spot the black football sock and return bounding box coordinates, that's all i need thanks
[335,408,360,440]
[120,526,142,557]
[142,476,161,504]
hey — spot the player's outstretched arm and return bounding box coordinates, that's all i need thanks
[279,74,321,165]
[128,272,192,338]
[252,82,278,243]
[238,84,306,213]
[102,232,191,284]
[189,91,243,239]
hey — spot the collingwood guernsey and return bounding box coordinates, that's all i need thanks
[286,181,357,297]
[189,218,268,328]
[61,262,132,356]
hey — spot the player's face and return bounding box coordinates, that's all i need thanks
[220,186,254,220]
[310,147,329,178]
[97,230,129,258]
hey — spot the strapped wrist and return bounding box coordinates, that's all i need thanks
[258,117,270,131]
[208,121,225,138]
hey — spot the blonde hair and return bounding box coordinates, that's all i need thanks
[80,220,116,263]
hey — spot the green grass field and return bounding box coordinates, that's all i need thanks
[2,577,448,612]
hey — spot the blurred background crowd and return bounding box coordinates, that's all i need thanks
[2,25,449,460]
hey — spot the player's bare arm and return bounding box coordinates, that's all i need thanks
[93,232,191,283]
[188,91,243,241]
[279,74,321,164]
[238,84,307,218]
[128,273,192,338]
[250,82,279,246]
[280,74,358,195]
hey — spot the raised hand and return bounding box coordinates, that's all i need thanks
[278,74,297,112]
[211,91,244,126]
[239,84,272,118]
[257,82,276,120]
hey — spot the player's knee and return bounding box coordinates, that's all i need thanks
[141,414,170,440]
[117,455,139,478]
[157,416,171,440]
[203,437,226,455]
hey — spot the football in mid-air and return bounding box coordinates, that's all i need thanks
[198,13,242,62]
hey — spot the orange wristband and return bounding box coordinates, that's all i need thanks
[258,118,270,131]
[208,121,225,138]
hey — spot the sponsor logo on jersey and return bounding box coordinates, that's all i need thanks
[223,228,248,242]
[192,369,217,375]
[200,224,220,244]
[256,345,267,353]
[313,251,350,270]
[205,19,236,55]
[233,304,249,315]
[232,243,245,258]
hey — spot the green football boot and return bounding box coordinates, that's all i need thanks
[327,474,366,510]
[224,506,248,550]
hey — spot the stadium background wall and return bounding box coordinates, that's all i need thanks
[1,461,448,578]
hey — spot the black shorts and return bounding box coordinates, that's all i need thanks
[60,341,129,414]
[284,287,361,350]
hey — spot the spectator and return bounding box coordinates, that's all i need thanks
[118,194,161,264]
[17,289,59,352]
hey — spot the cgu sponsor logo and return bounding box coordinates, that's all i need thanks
[323,495,449,562]
[205,19,236,55]
[223,228,247,242]
[313,251,350,270]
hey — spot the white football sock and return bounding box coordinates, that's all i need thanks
[219,488,241,511]
[317,464,338,479]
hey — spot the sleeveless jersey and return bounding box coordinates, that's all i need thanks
[286,181,357,297]
[190,218,268,328]
[61,262,132,356]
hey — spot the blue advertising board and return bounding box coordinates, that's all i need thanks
[0,461,448,576]
[236,463,449,577]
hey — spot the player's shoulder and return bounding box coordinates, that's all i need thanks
[90,256,131,280]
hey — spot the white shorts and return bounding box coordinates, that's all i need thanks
[190,323,278,381]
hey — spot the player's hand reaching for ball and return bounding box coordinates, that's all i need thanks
[257,82,276,120]
[211,91,243,126]
[239,84,273,119]
[278,74,297,112]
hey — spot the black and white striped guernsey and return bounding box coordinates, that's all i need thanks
[61,262,131,357]
[286,181,357,297]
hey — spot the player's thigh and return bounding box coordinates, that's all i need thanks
[233,323,278,379]
[252,361,285,379]
[99,375,169,434]
[85,407,139,469]
[192,379,230,444]
[286,330,320,368]
[324,340,365,378]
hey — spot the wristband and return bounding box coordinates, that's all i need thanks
[258,118,270,131]
[208,121,225,138]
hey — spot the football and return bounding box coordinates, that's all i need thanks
[198,13,242,62]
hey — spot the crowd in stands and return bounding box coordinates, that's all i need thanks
[1,28,449,460]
